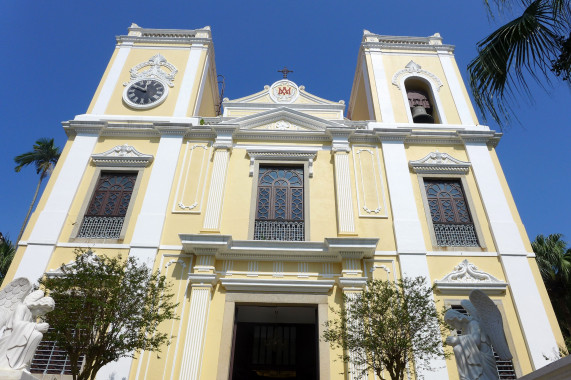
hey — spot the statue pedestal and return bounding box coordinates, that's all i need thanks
[0,369,40,380]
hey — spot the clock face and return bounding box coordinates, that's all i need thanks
[123,79,168,109]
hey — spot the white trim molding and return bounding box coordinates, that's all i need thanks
[220,278,335,293]
[91,144,154,167]
[246,147,318,177]
[434,259,507,295]
[352,146,388,217]
[409,151,470,174]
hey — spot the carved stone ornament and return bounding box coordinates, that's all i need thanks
[0,278,55,371]
[434,260,507,295]
[409,151,471,174]
[392,60,443,91]
[269,80,300,103]
[91,144,154,167]
[123,54,178,87]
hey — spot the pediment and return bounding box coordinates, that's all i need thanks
[222,79,345,120]
[409,151,470,174]
[434,259,507,295]
[232,107,345,131]
[91,144,154,167]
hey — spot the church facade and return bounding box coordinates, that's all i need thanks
[5,24,564,380]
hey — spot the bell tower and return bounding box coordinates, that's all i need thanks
[348,31,478,127]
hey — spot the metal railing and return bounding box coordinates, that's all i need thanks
[433,223,478,247]
[253,220,305,241]
[77,216,124,239]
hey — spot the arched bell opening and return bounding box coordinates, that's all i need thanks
[405,77,441,124]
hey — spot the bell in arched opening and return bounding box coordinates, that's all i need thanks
[407,89,435,124]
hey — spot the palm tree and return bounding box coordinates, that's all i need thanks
[14,138,61,243]
[469,0,570,125]
[0,235,16,285]
[532,233,571,349]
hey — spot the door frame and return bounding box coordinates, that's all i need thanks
[217,293,330,380]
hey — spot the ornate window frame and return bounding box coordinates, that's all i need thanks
[246,147,317,241]
[392,61,447,124]
[410,152,486,250]
[70,145,151,242]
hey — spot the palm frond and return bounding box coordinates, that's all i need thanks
[469,0,565,126]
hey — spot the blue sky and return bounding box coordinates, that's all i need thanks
[0,1,569,245]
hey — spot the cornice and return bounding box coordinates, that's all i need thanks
[62,121,105,137]
[409,151,471,174]
[179,234,378,262]
[220,278,335,293]
[247,147,319,177]
[362,33,455,53]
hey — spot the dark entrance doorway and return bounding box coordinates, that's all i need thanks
[230,305,318,380]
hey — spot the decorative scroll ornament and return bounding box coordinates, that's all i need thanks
[409,151,470,174]
[434,260,507,295]
[391,60,443,91]
[123,54,178,87]
[269,79,299,103]
[91,144,154,167]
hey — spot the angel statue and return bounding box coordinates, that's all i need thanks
[444,289,512,380]
[0,278,55,371]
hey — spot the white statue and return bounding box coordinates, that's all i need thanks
[445,289,512,380]
[0,278,55,370]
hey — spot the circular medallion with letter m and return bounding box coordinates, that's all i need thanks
[269,80,299,104]
[123,78,169,109]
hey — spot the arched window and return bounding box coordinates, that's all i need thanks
[405,77,441,124]
[254,166,304,241]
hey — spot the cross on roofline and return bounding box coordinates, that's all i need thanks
[278,66,293,79]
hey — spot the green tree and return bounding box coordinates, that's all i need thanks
[14,138,61,242]
[322,277,447,380]
[469,0,571,125]
[39,250,178,380]
[0,234,16,285]
[532,233,571,349]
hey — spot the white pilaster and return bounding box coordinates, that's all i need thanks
[333,151,356,234]
[174,46,207,117]
[91,43,133,115]
[368,51,395,123]
[202,130,233,231]
[129,128,185,252]
[437,52,474,125]
[15,129,101,282]
[463,137,558,369]
[379,137,425,253]
[344,291,368,380]
[179,275,215,380]
[378,134,449,380]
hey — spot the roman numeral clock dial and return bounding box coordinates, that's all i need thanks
[123,79,168,109]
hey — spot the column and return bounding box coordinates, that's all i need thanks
[202,127,234,231]
[179,273,216,380]
[339,277,368,380]
[15,123,102,281]
[331,130,356,234]
[377,132,449,380]
[461,133,558,369]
